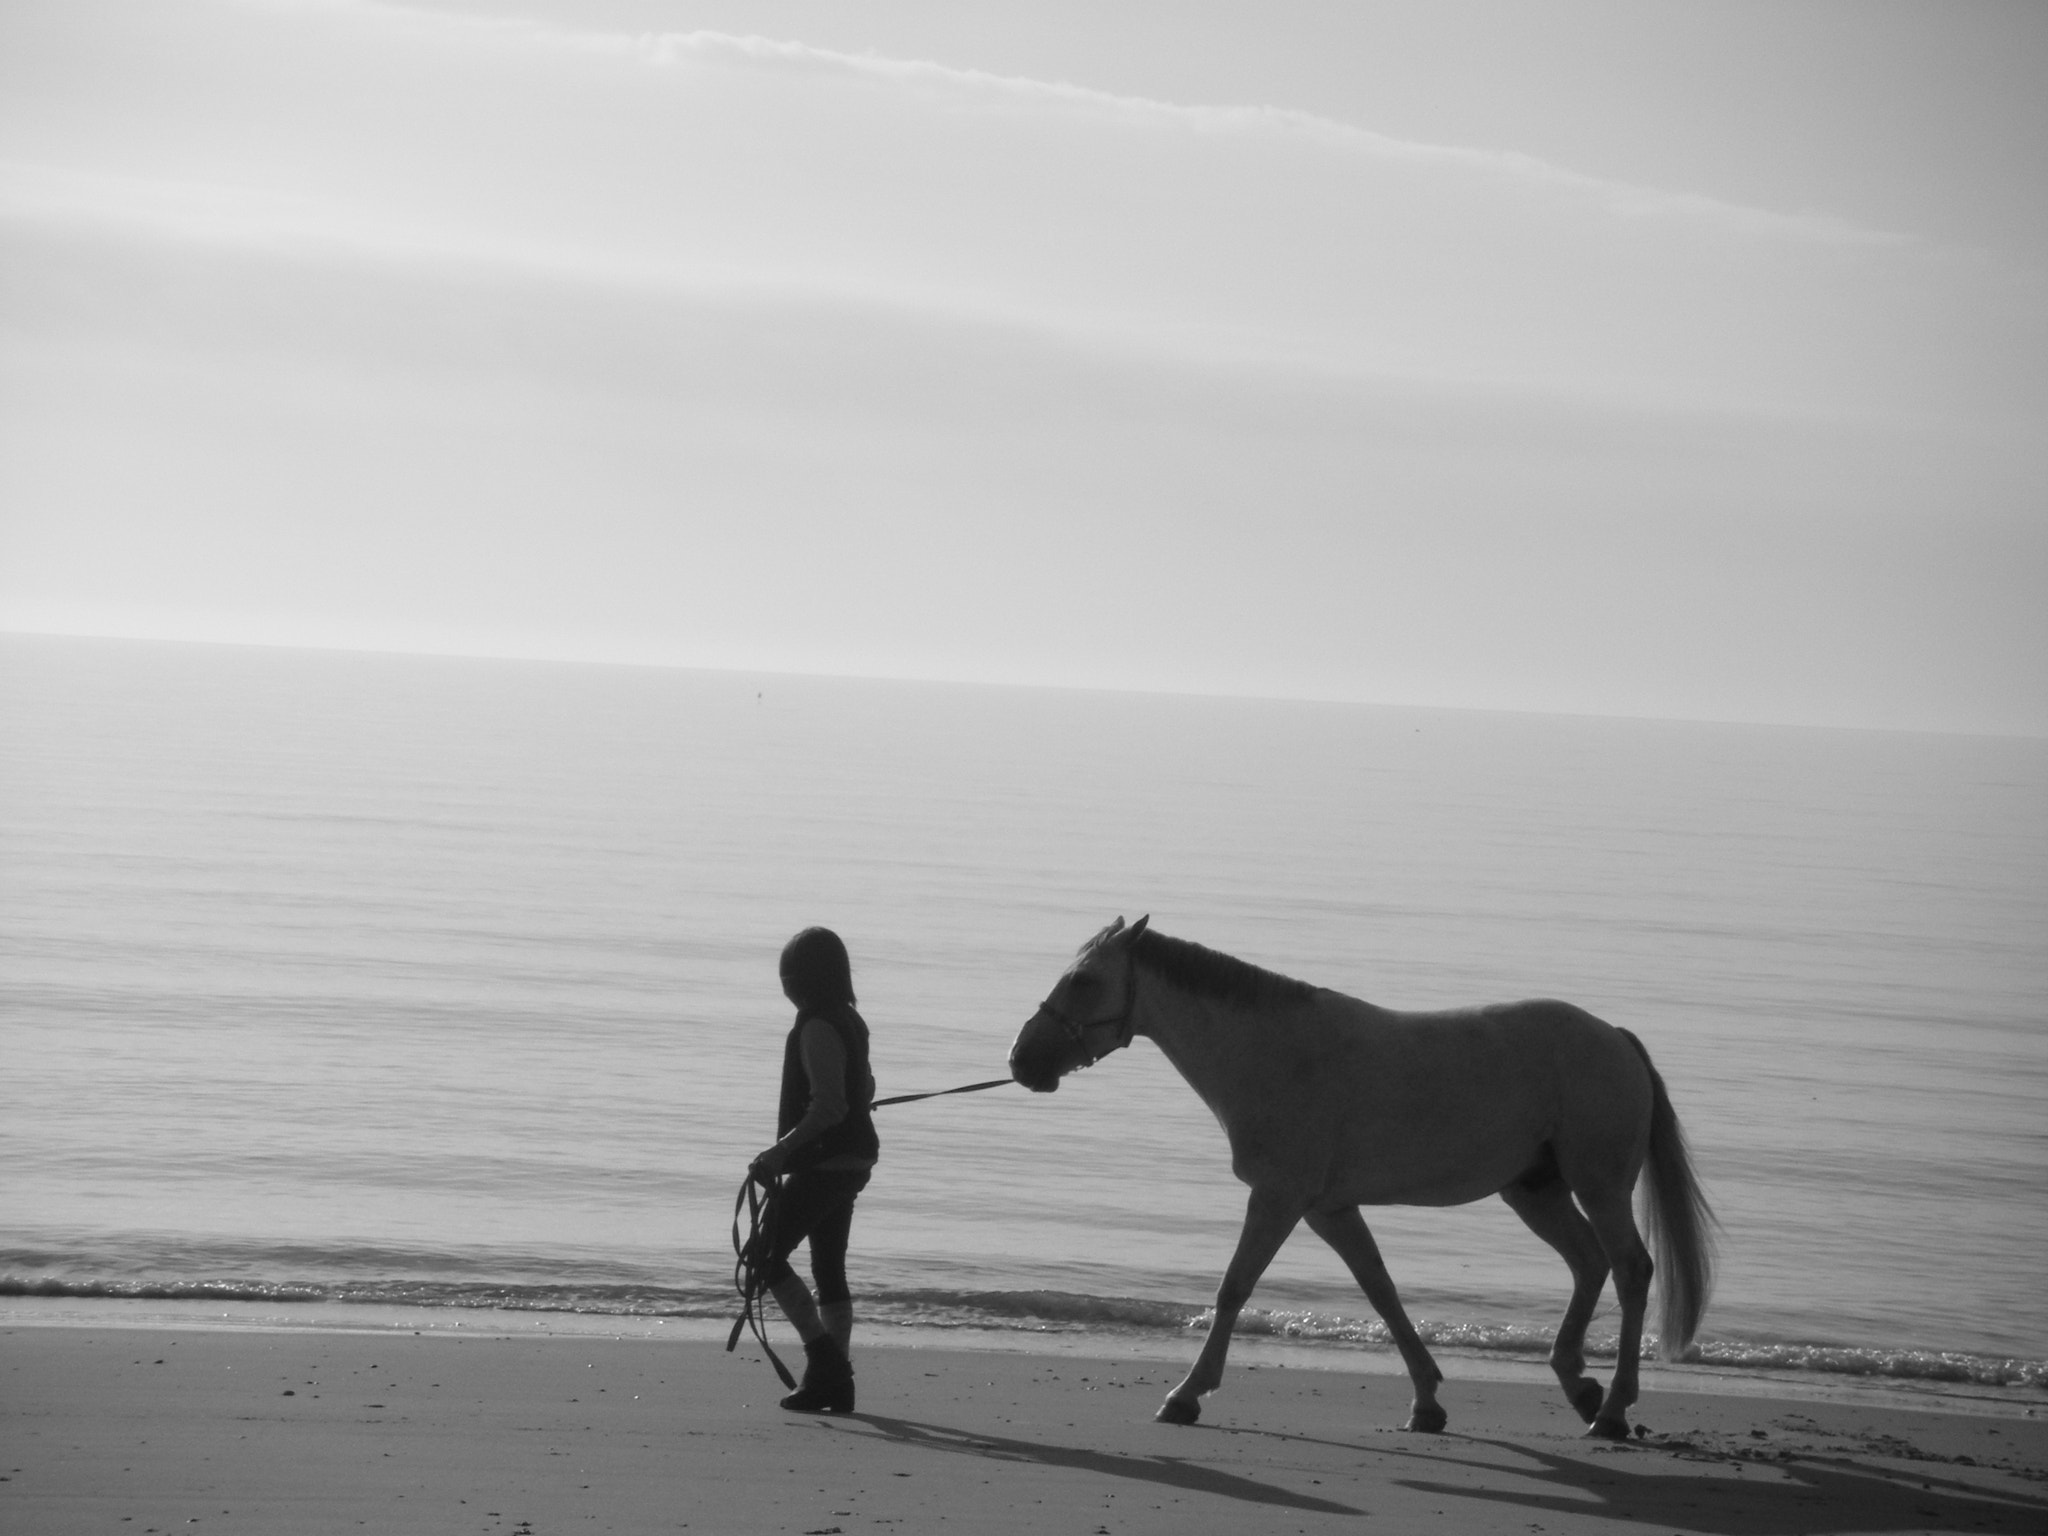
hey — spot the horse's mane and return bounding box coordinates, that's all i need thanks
[1128,929,1320,1010]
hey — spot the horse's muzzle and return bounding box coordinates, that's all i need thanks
[1008,1010,1065,1093]
[1008,1052,1062,1093]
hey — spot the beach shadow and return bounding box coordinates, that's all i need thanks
[1128,1420,2047,1533]
[823,1412,1363,1516]
[1387,1437,2048,1535]
[1171,1420,1382,1457]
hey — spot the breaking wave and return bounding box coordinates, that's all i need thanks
[6,1263,2041,1392]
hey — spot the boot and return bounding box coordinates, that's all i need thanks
[779,1336,855,1413]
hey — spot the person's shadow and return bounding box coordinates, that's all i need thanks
[823,1412,1362,1515]
[824,1414,2048,1533]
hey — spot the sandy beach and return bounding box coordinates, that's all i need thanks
[5,1324,2043,1536]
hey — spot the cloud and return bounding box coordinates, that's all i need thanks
[9,0,2040,423]
[5,203,2042,731]
[2,0,2042,730]
[612,24,1909,248]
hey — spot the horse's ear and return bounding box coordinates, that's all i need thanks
[1128,914,1150,941]
[1107,916,1125,936]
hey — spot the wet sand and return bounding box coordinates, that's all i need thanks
[4,1325,2044,1535]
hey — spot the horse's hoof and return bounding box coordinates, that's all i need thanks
[1403,1405,1448,1434]
[1569,1380,1605,1424]
[1155,1396,1200,1426]
[1585,1416,1632,1442]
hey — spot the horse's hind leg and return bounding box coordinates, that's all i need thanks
[1305,1206,1446,1432]
[1574,1184,1654,1441]
[1157,1187,1300,1425]
[1499,1171,1610,1424]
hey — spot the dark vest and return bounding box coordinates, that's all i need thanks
[778,1003,880,1168]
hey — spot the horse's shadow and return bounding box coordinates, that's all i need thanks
[1204,1423,2048,1535]
[823,1406,2046,1533]
[820,1411,1363,1516]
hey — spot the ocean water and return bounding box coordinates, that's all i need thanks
[2,635,2043,1399]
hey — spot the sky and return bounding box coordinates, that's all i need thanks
[1,0,2043,734]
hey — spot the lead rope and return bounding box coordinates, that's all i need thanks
[870,1077,1012,1108]
[728,1171,799,1389]
[727,1077,1015,1384]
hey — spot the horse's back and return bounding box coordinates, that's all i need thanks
[1340,993,1640,1087]
[1300,993,1653,1206]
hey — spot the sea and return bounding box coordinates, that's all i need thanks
[2,634,2043,1406]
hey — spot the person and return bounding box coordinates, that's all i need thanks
[747,926,879,1413]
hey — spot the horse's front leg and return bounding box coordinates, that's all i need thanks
[1157,1187,1301,1425]
[1305,1206,1447,1432]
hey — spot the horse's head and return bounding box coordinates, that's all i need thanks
[1008,914,1149,1092]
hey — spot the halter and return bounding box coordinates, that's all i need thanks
[1037,948,1142,1064]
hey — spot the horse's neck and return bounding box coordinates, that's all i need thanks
[1136,987,1274,1112]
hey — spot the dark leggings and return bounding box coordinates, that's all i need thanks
[754,1169,870,1305]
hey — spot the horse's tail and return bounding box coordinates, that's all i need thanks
[1619,1028,1718,1359]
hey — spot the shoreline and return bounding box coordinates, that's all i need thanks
[8,1293,2042,1419]
[6,1320,2045,1536]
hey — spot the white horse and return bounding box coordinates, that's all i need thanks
[1007,917,1716,1439]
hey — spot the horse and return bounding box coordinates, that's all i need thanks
[1007,916,1716,1440]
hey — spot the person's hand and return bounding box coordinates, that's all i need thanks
[749,1143,790,1182]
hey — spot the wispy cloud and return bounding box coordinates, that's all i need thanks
[610,24,1916,250]
[345,1,1917,253]
[3,0,2042,730]
[14,0,2038,421]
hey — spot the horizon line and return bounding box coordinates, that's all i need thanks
[4,624,2037,744]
